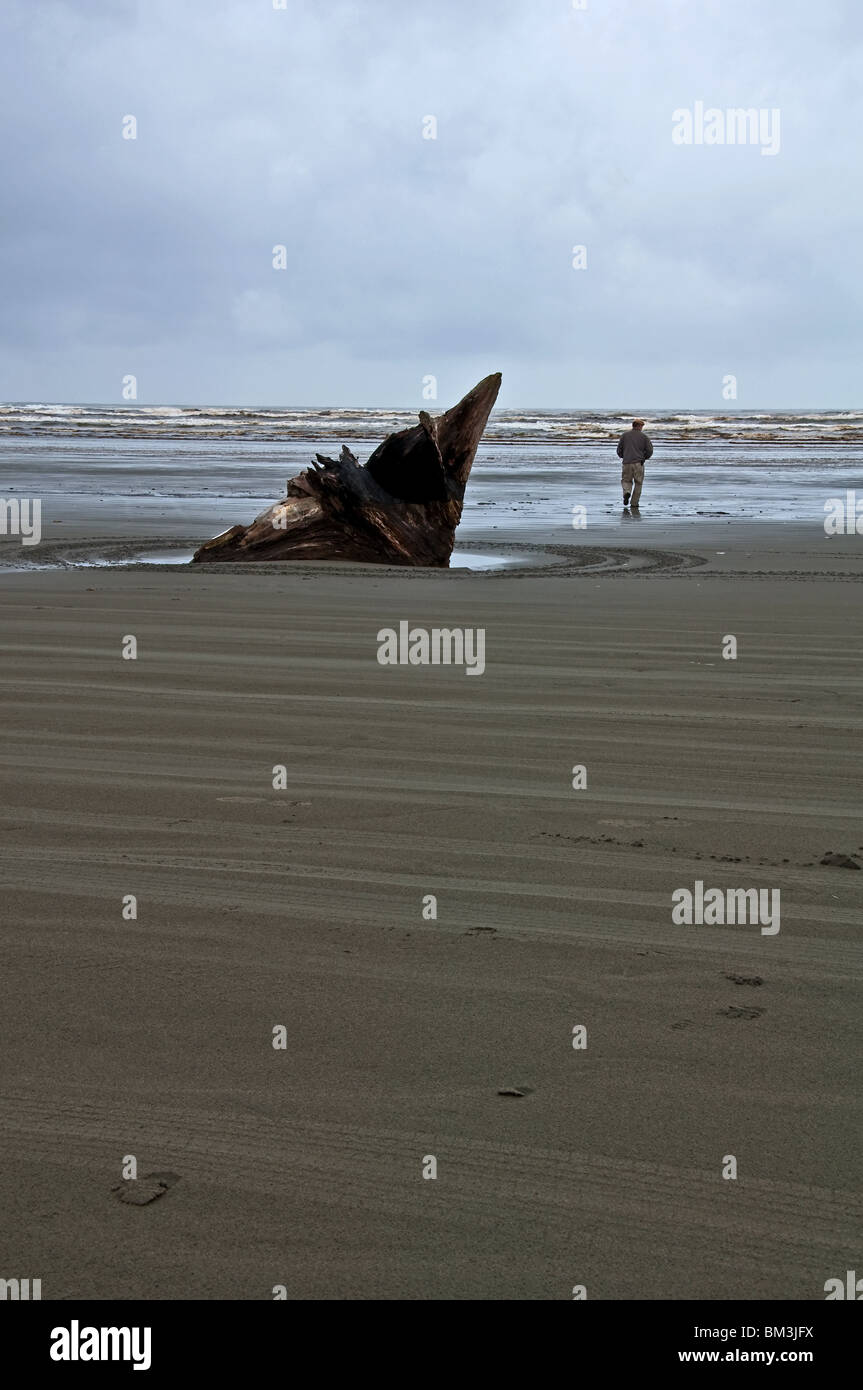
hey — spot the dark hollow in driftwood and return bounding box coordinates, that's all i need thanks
[192,372,502,566]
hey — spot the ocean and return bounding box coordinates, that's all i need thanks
[2,403,862,444]
[1,405,861,541]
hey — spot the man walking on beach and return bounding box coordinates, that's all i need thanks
[617,418,653,508]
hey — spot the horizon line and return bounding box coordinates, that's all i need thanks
[1,400,859,414]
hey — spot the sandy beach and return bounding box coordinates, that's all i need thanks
[1,516,860,1300]
[3,0,862,1326]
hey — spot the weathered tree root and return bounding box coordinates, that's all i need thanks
[192,373,501,566]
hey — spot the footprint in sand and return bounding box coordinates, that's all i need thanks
[820,851,860,870]
[724,973,764,987]
[717,1005,764,1021]
[112,1172,180,1206]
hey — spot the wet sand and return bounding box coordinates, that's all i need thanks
[0,521,861,1299]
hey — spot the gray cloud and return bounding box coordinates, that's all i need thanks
[0,0,860,405]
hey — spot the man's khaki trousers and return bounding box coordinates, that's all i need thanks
[621,460,644,505]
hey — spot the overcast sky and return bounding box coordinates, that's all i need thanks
[0,0,860,408]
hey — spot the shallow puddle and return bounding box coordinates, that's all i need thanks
[2,544,541,573]
[449,550,516,570]
[85,547,519,571]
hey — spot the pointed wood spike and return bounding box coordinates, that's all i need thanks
[435,372,502,488]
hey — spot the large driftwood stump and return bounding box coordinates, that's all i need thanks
[192,372,501,566]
